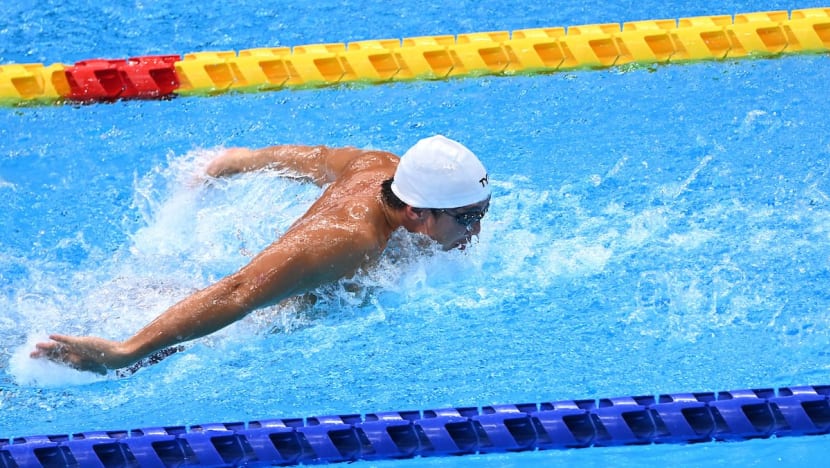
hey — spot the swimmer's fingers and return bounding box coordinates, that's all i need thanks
[30,335,110,375]
[30,339,62,360]
[187,172,215,189]
[204,151,234,179]
[34,336,108,375]
[205,148,253,178]
[188,154,235,189]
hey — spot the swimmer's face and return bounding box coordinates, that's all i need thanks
[425,198,490,250]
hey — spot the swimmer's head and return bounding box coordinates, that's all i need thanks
[391,135,490,209]
[385,135,490,250]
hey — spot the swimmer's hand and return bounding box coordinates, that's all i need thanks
[187,148,253,188]
[204,147,254,178]
[30,334,134,375]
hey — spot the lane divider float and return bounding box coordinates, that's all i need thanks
[1,8,828,107]
[1,385,829,466]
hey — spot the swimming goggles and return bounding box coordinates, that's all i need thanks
[433,204,489,230]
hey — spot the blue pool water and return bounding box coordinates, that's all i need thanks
[2,0,830,465]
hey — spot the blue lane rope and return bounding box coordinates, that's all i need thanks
[2,385,829,467]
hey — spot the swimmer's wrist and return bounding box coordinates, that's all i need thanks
[110,340,146,369]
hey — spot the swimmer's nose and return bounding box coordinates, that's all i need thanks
[469,220,482,236]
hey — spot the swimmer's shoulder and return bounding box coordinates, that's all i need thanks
[333,147,399,176]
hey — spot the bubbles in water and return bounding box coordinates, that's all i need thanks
[735,109,783,137]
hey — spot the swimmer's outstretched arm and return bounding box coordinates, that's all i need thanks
[205,145,375,185]
[31,220,381,374]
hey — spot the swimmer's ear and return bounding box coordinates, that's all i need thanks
[406,206,426,221]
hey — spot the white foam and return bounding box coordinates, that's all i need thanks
[0,177,15,190]
[545,240,613,277]
[667,229,717,250]
[624,208,668,246]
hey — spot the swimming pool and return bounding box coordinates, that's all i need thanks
[2,0,830,465]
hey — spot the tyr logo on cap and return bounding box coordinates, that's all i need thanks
[479,174,489,188]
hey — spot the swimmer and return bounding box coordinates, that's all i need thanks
[31,135,491,374]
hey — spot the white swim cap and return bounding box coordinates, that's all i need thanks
[391,135,490,209]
